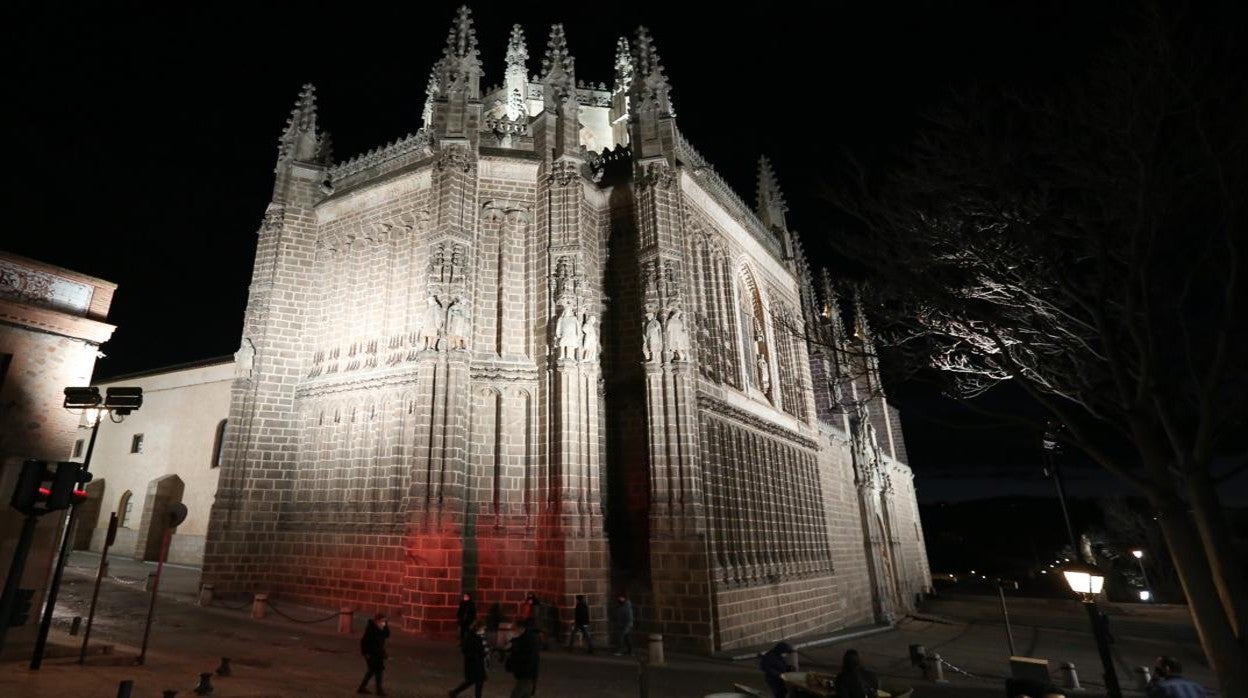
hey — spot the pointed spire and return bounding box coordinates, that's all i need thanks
[629,27,674,116]
[432,5,482,98]
[505,24,528,69]
[278,83,330,166]
[442,5,480,64]
[852,287,872,343]
[422,67,439,127]
[756,156,789,230]
[541,24,576,103]
[613,36,632,94]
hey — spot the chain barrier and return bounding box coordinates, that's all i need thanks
[108,575,145,586]
[265,599,340,624]
[937,656,984,679]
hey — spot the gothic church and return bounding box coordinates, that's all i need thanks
[204,6,930,652]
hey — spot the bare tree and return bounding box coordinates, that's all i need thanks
[828,4,1248,694]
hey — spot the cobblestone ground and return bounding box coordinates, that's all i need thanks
[0,552,1211,696]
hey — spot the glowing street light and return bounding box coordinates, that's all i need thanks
[1063,562,1122,698]
[1139,590,1152,602]
[1130,549,1152,602]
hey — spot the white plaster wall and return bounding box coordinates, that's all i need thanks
[79,361,233,563]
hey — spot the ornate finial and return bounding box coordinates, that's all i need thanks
[852,287,872,342]
[422,67,439,127]
[508,88,527,120]
[432,6,482,96]
[613,37,632,93]
[629,27,674,116]
[277,83,330,166]
[506,24,528,68]
[541,24,576,103]
[443,6,479,62]
[756,156,789,230]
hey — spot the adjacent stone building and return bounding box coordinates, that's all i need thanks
[203,7,930,652]
[0,251,115,659]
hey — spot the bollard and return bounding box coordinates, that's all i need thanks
[198,584,214,607]
[193,672,214,695]
[215,657,231,677]
[908,644,927,669]
[1134,666,1152,691]
[117,680,134,698]
[70,616,82,636]
[1061,662,1083,691]
[338,607,353,634]
[251,593,268,619]
[637,656,650,698]
[924,653,948,683]
[790,649,800,671]
[647,633,665,667]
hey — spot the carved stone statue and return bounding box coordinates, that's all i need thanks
[554,305,582,359]
[664,309,691,362]
[756,353,771,397]
[234,338,255,380]
[420,295,445,349]
[580,314,600,362]
[642,312,663,362]
[445,295,470,350]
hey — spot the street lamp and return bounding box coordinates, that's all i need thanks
[1131,549,1152,601]
[29,386,143,670]
[1042,424,1081,556]
[1063,562,1123,698]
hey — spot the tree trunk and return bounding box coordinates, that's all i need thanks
[1184,465,1248,642]
[1153,499,1248,697]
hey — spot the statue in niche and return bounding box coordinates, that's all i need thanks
[419,295,445,350]
[445,295,470,350]
[580,314,600,362]
[756,353,772,398]
[664,309,691,362]
[234,337,255,380]
[430,243,446,276]
[553,257,575,302]
[450,245,466,283]
[554,305,582,359]
[642,312,663,362]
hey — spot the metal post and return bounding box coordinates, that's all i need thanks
[80,512,118,664]
[1135,556,1152,600]
[1083,601,1123,698]
[1042,432,1081,558]
[998,584,1016,656]
[0,514,41,654]
[32,414,102,669]
[136,524,174,665]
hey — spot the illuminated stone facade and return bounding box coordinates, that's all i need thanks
[203,8,930,652]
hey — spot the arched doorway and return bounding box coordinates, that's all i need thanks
[132,474,185,561]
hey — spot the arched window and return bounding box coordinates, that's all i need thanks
[211,419,228,468]
[118,490,133,529]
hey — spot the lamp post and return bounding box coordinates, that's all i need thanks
[1041,424,1081,558]
[1130,549,1152,601]
[1063,563,1123,698]
[30,386,142,670]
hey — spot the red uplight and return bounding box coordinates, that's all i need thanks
[37,487,51,498]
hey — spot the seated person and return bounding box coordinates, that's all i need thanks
[759,642,795,698]
[834,649,880,698]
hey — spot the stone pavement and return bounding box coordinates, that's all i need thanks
[0,553,1216,696]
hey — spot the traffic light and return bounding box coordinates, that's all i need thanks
[9,460,90,516]
[6,589,35,628]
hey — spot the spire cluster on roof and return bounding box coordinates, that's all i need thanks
[278,83,331,166]
[613,37,633,93]
[506,24,528,67]
[541,24,576,103]
[756,156,789,229]
[629,27,674,116]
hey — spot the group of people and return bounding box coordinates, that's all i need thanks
[760,644,878,698]
[355,591,636,698]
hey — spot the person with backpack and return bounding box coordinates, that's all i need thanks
[506,619,541,697]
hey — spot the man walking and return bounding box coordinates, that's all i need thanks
[1147,657,1209,698]
[507,619,541,697]
[566,594,594,653]
[613,592,633,656]
[357,613,390,695]
[456,592,477,642]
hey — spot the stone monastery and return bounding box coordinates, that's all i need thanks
[199,6,931,651]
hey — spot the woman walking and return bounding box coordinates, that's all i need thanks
[449,621,489,698]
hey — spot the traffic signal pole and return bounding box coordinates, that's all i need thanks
[0,513,41,654]
[30,414,101,669]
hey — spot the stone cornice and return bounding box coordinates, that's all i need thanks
[697,394,820,451]
[0,298,115,344]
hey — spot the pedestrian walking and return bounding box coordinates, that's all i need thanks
[457,592,477,641]
[357,613,391,696]
[518,591,538,626]
[833,649,880,698]
[1147,656,1209,698]
[613,592,633,656]
[759,642,795,698]
[566,594,594,653]
[449,621,489,698]
[506,619,541,698]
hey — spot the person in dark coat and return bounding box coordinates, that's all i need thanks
[759,642,795,698]
[456,593,477,641]
[449,621,489,698]
[506,620,541,698]
[833,649,880,698]
[613,593,634,656]
[566,594,594,653]
[1147,656,1209,698]
[357,613,391,696]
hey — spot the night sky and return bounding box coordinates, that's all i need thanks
[6,1,1244,505]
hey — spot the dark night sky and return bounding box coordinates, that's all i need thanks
[5,1,1244,504]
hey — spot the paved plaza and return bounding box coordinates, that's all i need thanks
[0,552,1215,696]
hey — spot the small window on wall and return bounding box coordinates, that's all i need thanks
[130,434,144,454]
[211,419,228,468]
[73,439,85,458]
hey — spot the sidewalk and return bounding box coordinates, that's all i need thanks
[0,553,1212,696]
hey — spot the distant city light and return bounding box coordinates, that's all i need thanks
[1040,570,1047,574]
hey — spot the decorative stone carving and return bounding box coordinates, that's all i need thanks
[642,311,663,362]
[554,305,582,359]
[551,159,580,187]
[756,353,771,399]
[234,338,256,380]
[444,295,470,350]
[419,295,445,350]
[580,314,600,362]
[639,162,675,189]
[664,308,691,362]
[436,144,473,172]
